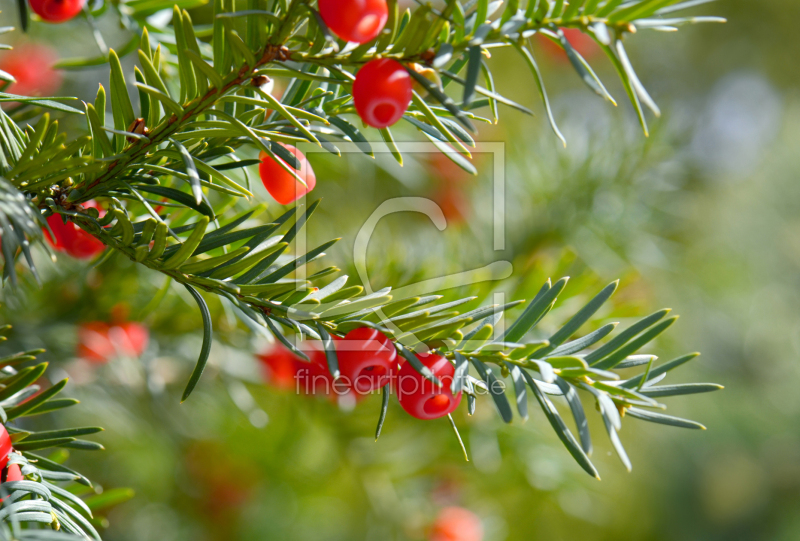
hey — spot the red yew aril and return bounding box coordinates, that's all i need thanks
[257,347,300,390]
[258,146,316,205]
[260,344,333,395]
[0,44,62,97]
[336,327,396,394]
[2,464,23,483]
[353,58,412,129]
[44,200,105,259]
[0,425,11,471]
[396,352,461,420]
[77,321,149,363]
[430,506,484,541]
[29,0,87,23]
[318,0,388,44]
[0,463,23,502]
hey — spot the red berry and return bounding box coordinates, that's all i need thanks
[294,345,334,395]
[257,346,300,390]
[0,462,23,502]
[3,464,23,483]
[77,321,149,363]
[0,425,11,471]
[318,0,388,44]
[353,58,412,129]
[29,0,87,23]
[431,506,484,541]
[0,44,62,97]
[336,327,396,394]
[44,200,105,259]
[396,352,461,420]
[258,145,316,205]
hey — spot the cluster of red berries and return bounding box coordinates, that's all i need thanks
[77,321,149,363]
[258,0,416,204]
[0,425,23,491]
[318,0,413,129]
[317,0,413,129]
[258,327,462,420]
[29,0,86,23]
[44,200,106,260]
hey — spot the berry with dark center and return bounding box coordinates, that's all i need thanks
[258,145,316,205]
[318,0,388,44]
[29,0,87,23]
[336,327,396,394]
[353,58,412,129]
[396,352,461,420]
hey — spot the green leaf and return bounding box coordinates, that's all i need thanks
[537,280,618,356]
[513,43,566,147]
[503,361,529,420]
[4,378,68,420]
[470,357,513,423]
[592,316,678,370]
[315,322,340,379]
[108,49,135,149]
[23,427,102,442]
[161,217,210,270]
[554,376,592,454]
[502,278,567,343]
[135,83,184,117]
[405,66,476,133]
[0,363,48,402]
[84,487,135,512]
[621,352,701,389]
[181,284,213,402]
[640,383,724,397]
[521,369,599,478]
[375,384,390,441]
[548,323,618,357]
[585,309,670,364]
[626,407,706,430]
[462,46,482,107]
[136,185,214,217]
[169,138,203,204]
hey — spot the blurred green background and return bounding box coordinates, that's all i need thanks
[2,0,799,540]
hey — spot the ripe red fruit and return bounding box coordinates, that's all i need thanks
[257,346,300,390]
[353,58,412,129]
[318,0,388,44]
[77,321,149,363]
[336,327,396,394]
[0,425,11,471]
[0,44,62,97]
[29,0,87,23]
[259,344,333,395]
[396,352,461,420]
[431,506,484,541]
[258,145,316,205]
[2,464,23,483]
[44,200,105,259]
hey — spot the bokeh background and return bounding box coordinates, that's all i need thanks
[1,0,799,539]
